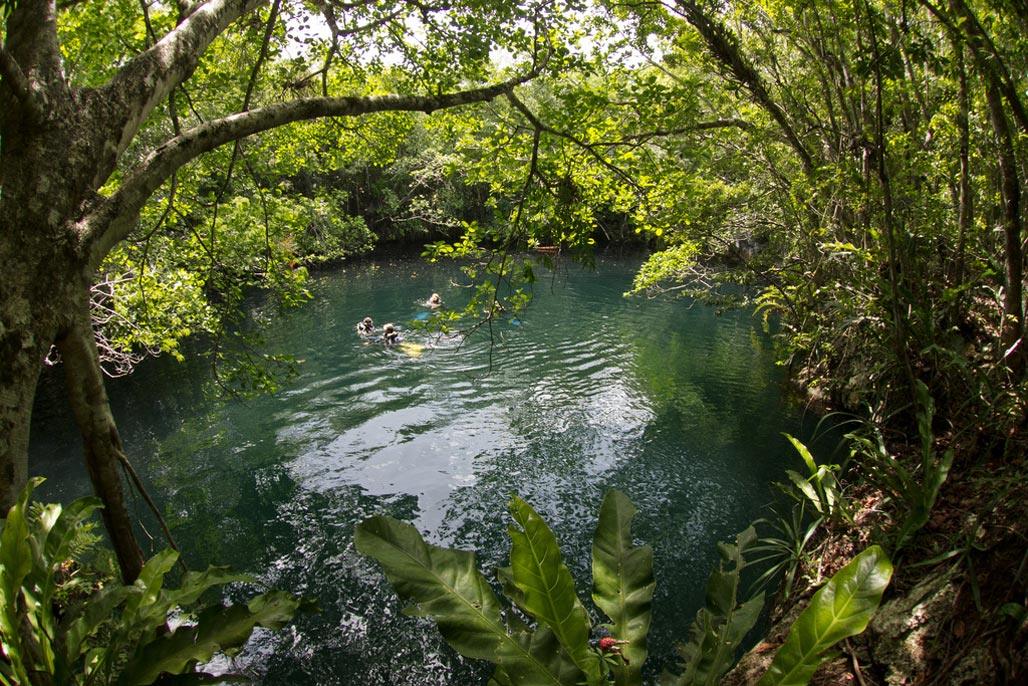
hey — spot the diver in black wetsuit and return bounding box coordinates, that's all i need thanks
[356,316,375,336]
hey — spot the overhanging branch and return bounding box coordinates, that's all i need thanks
[505,91,644,191]
[99,0,265,160]
[670,0,816,173]
[79,71,540,268]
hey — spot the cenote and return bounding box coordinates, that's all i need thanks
[29,252,831,685]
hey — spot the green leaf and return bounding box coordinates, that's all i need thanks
[125,548,179,617]
[495,623,582,686]
[0,477,44,686]
[784,470,823,514]
[163,566,261,609]
[677,595,764,686]
[783,434,817,477]
[894,448,953,550]
[0,479,302,686]
[355,515,506,660]
[0,476,40,593]
[757,546,893,686]
[591,489,654,684]
[36,496,100,561]
[245,590,309,630]
[355,515,568,684]
[496,565,527,611]
[116,591,304,686]
[57,584,133,677]
[38,496,104,612]
[674,526,763,686]
[508,497,604,685]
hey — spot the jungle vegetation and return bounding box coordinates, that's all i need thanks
[1,0,1026,682]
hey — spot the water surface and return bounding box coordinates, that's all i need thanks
[30,253,825,684]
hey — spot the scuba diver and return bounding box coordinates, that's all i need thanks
[356,316,375,336]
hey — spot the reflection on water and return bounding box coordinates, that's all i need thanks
[29,253,824,685]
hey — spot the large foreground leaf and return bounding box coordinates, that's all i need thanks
[355,515,570,685]
[116,591,304,686]
[591,489,654,685]
[672,526,763,686]
[508,497,604,685]
[495,623,583,686]
[0,477,45,686]
[757,545,893,686]
[1,478,306,686]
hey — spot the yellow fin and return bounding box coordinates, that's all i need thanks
[398,342,425,358]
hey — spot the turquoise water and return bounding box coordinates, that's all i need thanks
[30,253,826,684]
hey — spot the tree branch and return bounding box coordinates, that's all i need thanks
[97,0,265,162]
[2,0,57,124]
[79,72,540,267]
[505,91,644,191]
[670,0,816,173]
[0,37,34,109]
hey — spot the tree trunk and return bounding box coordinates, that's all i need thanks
[952,37,972,301]
[673,0,816,174]
[984,75,1026,375]
[0,315,48,512]
[55,296,145,583]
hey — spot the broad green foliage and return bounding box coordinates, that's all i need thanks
[39,0,1028,445]
[507,497,606,684]
[94,245,215,376]
[588,0,1028,443]
[626,243,701,298]
[749,435,853,602]
[354,512,580,685]
[591,491,654,685]
[289,190,375,265]
[421,224,542,334]
[353,514,518,663]
[355,490,655,686]
[756,546,893,686]
[847,382,953,552]
[668,526,764,686]
[57,0,164,86]
[358,492,896,686]
[0,478,309,686]
[780,434,850,525]
[97,183,314,389]
[45,0,592,383]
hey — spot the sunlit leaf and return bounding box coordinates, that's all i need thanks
[757,546,893,686]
